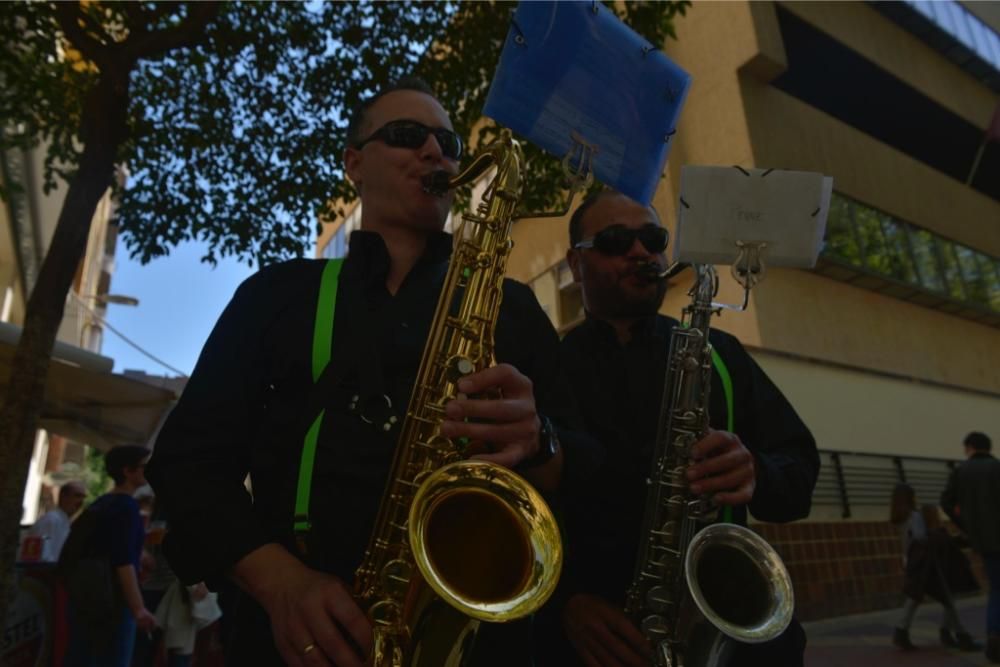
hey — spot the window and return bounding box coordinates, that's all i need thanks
[955,244,989,305]
[878,217,918,284]
[907,228,946,294]
[819,193,999,316]
[824,195,862,265]
[937,241,966,302]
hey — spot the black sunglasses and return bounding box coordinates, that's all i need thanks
[574,224,669,256]
[354,120,463,161]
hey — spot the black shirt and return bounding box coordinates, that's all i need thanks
[941,452,1000,555]
[536,314,818,665]
[147,230,589,664]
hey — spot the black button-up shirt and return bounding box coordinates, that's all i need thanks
[557,314,818,600]
[535,314,818,666]
[147,230,589,664]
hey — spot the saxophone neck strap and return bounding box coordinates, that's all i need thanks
[294,258,345,551]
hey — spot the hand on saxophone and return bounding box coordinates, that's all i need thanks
[563,593,653,667]
[686,428,757,506]
[232,544,372,667]
[439,362,541,469]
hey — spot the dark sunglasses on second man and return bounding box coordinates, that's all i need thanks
[574,224,669,256]
[354,119,464,161]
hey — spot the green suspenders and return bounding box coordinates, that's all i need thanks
[291,273,738,544]
[294,258,344,546]
[710,347,735,523]
[710,348,734,434]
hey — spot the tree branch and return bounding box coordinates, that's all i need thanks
[124,2,221,62]
[136,2,181,27]
[120,2,148,37]
[54,3,113,71]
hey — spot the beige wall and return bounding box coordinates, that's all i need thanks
[753,268,1000,393]
[656,0,1000,393]
[753,349,1000,460]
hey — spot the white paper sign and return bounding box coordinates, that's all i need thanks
[673,166,833,268]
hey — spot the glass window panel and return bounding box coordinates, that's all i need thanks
[821,194,862,266]
[977,255,1000,312]
[937,241,966,301]
[955,245,989,306]
[854,204,893,276]
[878,217,918,283]
[907,228,947,294]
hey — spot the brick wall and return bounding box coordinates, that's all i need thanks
[753,521,985,621]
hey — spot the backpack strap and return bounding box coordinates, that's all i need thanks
[293,258,344,551]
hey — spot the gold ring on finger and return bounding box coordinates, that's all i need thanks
[302,643,316,656]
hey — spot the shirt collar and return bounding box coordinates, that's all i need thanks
[345,230,453,282]
[581,312,663,346]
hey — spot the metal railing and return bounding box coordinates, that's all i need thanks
[814,449,960,518]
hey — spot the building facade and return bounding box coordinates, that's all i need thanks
[505,0,1000,618]
[315,0,999,619]
[1,142,125,521]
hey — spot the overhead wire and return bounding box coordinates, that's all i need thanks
[69,293,189,378]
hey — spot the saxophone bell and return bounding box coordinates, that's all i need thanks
[355,129,562,667]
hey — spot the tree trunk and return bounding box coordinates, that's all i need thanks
[0,72,127,635]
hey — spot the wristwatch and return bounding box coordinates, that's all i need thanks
[522,415,560,469]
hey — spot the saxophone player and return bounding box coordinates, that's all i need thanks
[536,191,819,667]
[147,77,587,667]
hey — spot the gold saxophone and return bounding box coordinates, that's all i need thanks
[624,264,794,667]
[353,129,563,667]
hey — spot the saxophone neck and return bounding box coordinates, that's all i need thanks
[422,130,522,200]
[681,264,719,333]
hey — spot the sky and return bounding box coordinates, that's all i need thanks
[97,239,257,377]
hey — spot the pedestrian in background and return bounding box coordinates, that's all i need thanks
[29,479,86,562]
[62,445,157,666]
[131,487,172,667]
[890,482,978,651]
[942,431,1000,663]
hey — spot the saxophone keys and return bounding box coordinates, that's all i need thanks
[640,613,671,640]
[645,586,674,613]
[660,519,679,543]
[369,599,402,626]
[446,355,476,382]
[381,559,413,598]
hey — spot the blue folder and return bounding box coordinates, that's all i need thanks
[483,1,692,206]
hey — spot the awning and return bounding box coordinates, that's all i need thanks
[0,322,180,450]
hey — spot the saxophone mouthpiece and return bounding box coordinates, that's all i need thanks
[636,262,668,281]
[636,262,689,282]
[421,170,453,197]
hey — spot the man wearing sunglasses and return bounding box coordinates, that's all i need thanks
[148,77,588,667]
[534,191,819,667]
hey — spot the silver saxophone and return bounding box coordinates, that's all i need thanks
[624,263,794,667]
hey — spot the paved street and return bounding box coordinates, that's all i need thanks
[805,595,994,666]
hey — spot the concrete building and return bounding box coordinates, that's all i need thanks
[508,0,1000,618]
[1,144,177,523]
[316,1,999,618]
